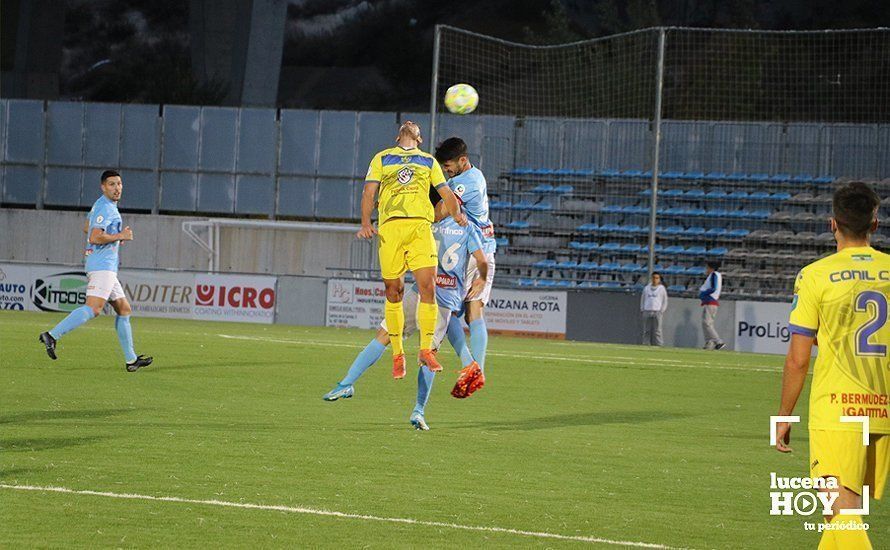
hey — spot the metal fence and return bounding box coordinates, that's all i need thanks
[431,26,890,299]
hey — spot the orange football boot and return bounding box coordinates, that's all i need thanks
[451,361,484,398]
[392,353,406,379]
[418,349,443,372]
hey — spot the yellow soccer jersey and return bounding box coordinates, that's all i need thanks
[789,246,890,433]
[365,146,446,225]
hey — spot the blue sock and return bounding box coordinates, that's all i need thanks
[469,318,489,372]
[340,339,386,386]
[414,365,436,415]
[446,315,474,367]
[115,315,137,363]
[49,305,95,340]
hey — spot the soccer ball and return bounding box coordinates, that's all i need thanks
[444,83,478,115]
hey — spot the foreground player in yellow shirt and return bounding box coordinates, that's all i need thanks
[357,121,466,378]
[775,181,889,549]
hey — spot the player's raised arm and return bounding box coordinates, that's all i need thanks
[358,153,382,239]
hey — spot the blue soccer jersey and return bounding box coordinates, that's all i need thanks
[84,195,123,272]
[448,166,496,254]
[426,217,484,312]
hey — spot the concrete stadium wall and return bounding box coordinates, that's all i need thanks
[0,208,356,276]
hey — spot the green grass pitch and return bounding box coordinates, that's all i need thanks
[1,311,886,548]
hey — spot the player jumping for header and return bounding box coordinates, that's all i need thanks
[38,170,153,372]
[357,121,466,379]
[326,207,488,430]
[774,181,888,550]
[434,137,496,382]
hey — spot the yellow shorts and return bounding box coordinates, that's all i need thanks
[377,218,437,280]
[810,430,889,500]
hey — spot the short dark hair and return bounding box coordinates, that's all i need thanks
[101,170,121,183]
[706,261,721,270]
[435,137,468,163]
[651,271,661,278]
[833,181,880,239]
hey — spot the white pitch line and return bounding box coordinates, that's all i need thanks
[0,484,682,549]
[216,334,782,373]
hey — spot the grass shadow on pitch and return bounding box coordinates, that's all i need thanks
[0,408,138,425]
[447,410,695,432]
[0,436,110,452]
[150,360,297,372]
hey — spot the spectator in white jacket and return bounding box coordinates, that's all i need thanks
[640,272,668,346]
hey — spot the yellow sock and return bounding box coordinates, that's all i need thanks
[417,301,438,350]
[818,514,872,550]
[385,300,405,356]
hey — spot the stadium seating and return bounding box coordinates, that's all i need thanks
[493,168,890,299]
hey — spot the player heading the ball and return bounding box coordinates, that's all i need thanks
[357,121,467,379]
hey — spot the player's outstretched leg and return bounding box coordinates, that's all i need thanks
[410,365,435,430]
[323,331,388,401]
[39,304,98,360]
[111,299,152,372]
[446,315,474,365]
[383,279,407,378]
[468,317,488,372]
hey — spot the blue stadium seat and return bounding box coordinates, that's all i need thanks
[532,184,553,193]
[557,260,578,269]
[791,174,814,184]
[682,246,708,256]
[512,200,535,210]
[685,189,705,199]
[601,169,621,177]
[641,244,664,253]
[667,284,686,292]
[660,171,683,180]
[706,189,728,199]
[704,172,727,181]
[618,224,642,234]
[663,265,686,275]
[495,237,509,247]
[577,222,599,232]
[770,174,791,183]
[517,278,536,286]
[512,168,533,175]
[728,228,750,237]
[686,208,707,217]
[600,223,622,233]
[554,169,573,176]
[599,261,621,271]
[749,191,770,200]
[686,266,707,276]
[726,172,747,182]
[685,227,706,236]
[490,200,511,210]
[747,173,770,181]
[685,171,705,180]
[662,245,685,255]
[599,242,621,252]
[707,209,731,219]
[581,242,599,250]
[569,241,586,250]
[553,280,575,288]
[532,202,553,211]
[662,189,684,197]
[577,281,600,288]
[706,247,728,256]
[620,243,643,253]
[728,190,749,199]
[663,206,687,216]
[602,204,624,214]
[578,261,599,271]
[814,175,834,184]
[639,188,653,196]
[533,259,557,269]
[536,279,557,287]
[771,192,792,201]
[600,281,622,288]
[705,227,728,237]
[664,226,685,235]
[749,209,772,219]
[506,220,531,230]
[553,185,574,194]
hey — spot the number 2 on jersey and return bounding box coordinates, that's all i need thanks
[854,290,888,357]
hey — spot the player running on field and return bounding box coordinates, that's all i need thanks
[38,170,153,372]
[774,181,888,550]
[324,211,489,430]
[357,121,466,379]
[434,137,497,376]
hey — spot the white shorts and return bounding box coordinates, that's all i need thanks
[466,251,496,305]
[380,288,451,350]
[86,270,125,302]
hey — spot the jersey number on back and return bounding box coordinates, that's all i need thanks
[441,242,461,271]
[854,291,888,357]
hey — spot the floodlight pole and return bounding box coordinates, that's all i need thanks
[428,25,442,153]
[647,28,666,280]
